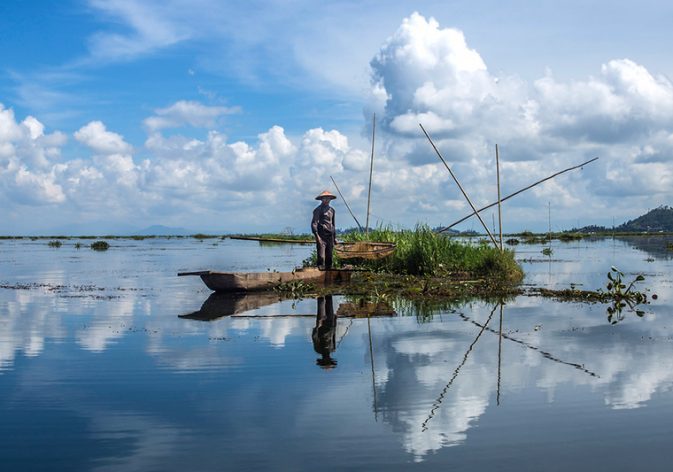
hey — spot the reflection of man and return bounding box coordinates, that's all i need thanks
[312,295,337,369]
[311,190,337,270]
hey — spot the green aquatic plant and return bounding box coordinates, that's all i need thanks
[541,247,553,256]
[273,279,315,298]
[48,240,62,248]
[602,266,650,324]
[90,241,110,251]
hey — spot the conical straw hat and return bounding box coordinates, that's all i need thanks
[315,190,337,200]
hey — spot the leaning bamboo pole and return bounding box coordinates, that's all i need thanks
[437,157,599,233]
[330,175,363,232]
[420,123,499,248]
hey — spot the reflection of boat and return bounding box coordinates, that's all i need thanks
[178,268,352,292]
[336,300,396,318]
[335,242,396,260]
[179,292,283,321]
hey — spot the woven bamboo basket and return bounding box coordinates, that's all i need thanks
[334,241,396,260]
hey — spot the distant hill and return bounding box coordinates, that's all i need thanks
[616,205,673,232]
[134,225,191,236]
[574,205,673,233]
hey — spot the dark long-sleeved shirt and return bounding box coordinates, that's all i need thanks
[311,204,336,238]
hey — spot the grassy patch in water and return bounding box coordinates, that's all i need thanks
[48,240,62,248]
[91,241,110,251]
[192,233,219,239]
[334,225,523,282]
[233,232,313,241]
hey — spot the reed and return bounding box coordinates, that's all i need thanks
[340,225,522,280]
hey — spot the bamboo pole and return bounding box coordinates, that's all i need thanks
[495,144,503,251]
[330,175,363,232]
[497,302,503,406]
[365,114,376,236]
[437,157,599,233]
[367,315,379,421]
[421,303,498,431]
[458,312,599,378]
[419,123,499,248]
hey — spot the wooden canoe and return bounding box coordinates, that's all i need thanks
[178,267,351,292]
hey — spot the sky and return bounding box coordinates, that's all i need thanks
[1,0,673,235]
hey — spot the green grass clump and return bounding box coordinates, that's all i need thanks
[557,232,583,242]
[255,233,313,241]
[91,240,110,251]
[48,240,62,248]
[339,225,522,281]
[192,233,218,239]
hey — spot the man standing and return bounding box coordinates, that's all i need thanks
[311,190,337,270]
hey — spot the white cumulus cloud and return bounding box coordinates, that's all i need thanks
[75,121,133,155]
[144,100,241,131]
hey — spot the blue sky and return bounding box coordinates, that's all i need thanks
[1,0,673,234]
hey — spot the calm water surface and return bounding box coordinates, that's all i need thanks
[2,236,673,470]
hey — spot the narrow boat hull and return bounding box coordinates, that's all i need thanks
[179,268,351,292]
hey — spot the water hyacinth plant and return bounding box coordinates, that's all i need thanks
[602,266,650,324]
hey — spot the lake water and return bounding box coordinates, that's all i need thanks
[2,236,673,470]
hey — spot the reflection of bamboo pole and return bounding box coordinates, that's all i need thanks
[331,176,363,232]
[496,144,503,251]
[438,157,599,232]
[458,313,599,378]
[421,304,498,431]
[419,123,499,248]
[367,315,378,421]
[365,114,376,236]
[497,302,503,406]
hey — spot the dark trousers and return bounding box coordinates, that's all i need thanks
[316,233,334,269]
